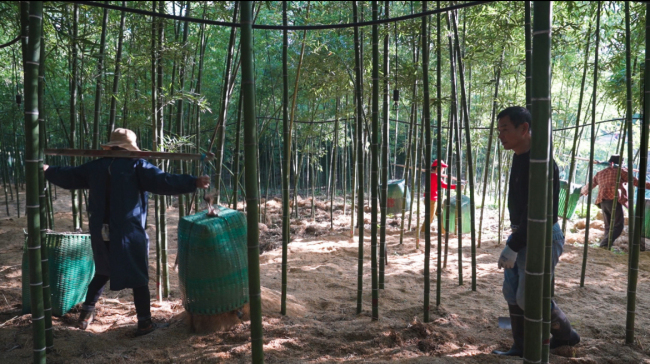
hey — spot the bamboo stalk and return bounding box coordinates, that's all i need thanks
[525,1,532,111]
[435,1,443,307]
[70,3,79,230]
[370,0,379,321]
[523,2,552,362]
[451,9,477,291]
[626,1,647,344]
[421,0,433,322]
[580,1,601,288]
[21,1,46,361]
[240,3,264,362]
[92,3,108,149]
[353,0,365,315]
[280,0,290,316]
[107,1,126,140]
[398,81,416,245]
[625,1,635,248]
[563,17,593,234]
[233,94,243,209]
[380,0,389,290]
[478,48,504,247]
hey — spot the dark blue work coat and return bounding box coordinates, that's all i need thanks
[45,158,197,290]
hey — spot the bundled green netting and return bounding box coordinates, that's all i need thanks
[442,195,472,234]
[642,198,650,239]
[384,179,411,215]
[177,207,249,314]
[558,180,583,219]
[22,232,95,316]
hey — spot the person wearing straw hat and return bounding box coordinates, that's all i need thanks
[492,106,580,357]
[580,154,649,251]
[419,159,462,233]
[44,128,210,336]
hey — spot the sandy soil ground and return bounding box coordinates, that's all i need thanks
[1,188,650,363]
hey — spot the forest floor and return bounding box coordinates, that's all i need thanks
[1,189,650,363]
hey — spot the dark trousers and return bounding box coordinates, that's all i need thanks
[598,199,624,248]
[83,241,151,321]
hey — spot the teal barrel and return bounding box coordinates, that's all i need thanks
[177,207,249,314]
[384,179,411,215]
[442,195,472,234]
[22,233,95,316]
[642,198,650,239]
[558,180,583,219]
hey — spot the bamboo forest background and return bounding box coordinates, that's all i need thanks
[1,1,649,219]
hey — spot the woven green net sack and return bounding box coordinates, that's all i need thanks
[177,207,249,314]
[558,180,582,219]
[384,179,411,215]
[442,195,472,234]
[22,232,95,316]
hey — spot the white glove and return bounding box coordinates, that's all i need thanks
[498,245,517,269]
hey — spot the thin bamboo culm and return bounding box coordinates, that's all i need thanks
[580,1,601,288]
[421,0,433,322]
[435,1,443,307]
[352,1,365,315]
[523,2,552,363]
[240,2,264,362]
[280,0,290,316]
[626,0,648,344]
[379,0,390,290]
[370,0,380,321]
[21,1,47,362]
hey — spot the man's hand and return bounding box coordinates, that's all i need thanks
[497,245,517,269]
[196,175,210,189]
[43,164,49,171]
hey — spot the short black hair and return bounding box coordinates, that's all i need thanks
[497,106,531,129]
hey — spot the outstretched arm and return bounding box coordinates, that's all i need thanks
[136,160,207,195]
[44,164,90,190]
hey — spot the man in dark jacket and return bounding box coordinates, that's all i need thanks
[492,107,580,357]
[44,128,210,336]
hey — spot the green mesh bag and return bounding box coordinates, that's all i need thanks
[442,195,472,234]
[384,179,411,215]
[177,207,249,314]
[558,180,582,219]
[22,233,95,316]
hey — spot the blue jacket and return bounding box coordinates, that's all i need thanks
[45,158,197,290]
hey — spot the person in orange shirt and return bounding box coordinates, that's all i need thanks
[581,154,650,250]
[420,159,462,233]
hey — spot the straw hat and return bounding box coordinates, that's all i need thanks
[102,128,140,151]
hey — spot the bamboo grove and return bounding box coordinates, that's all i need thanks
[2,1,650,362]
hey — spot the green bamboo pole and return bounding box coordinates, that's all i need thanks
[580,1,601,288]
[157,0,170,299]
[443,116,454,268]
[421,0,433,322]
[525,1,532,111]
[497,145,502,246]
[399,82,417,245]
[624,1,635,245]
[107,1,126,140]
[280,0,290,316]
[379,1,389,290]
[331,98,339,230]
[435,1,443,307]
[478,48,504,248]
[523,2,552,363]
[22,1,46,361]
[626,1,648,344]
[92,3,108,150]
[370,0,379,321]
[542,144,554,363]
[562,17,593,235]
[240,3,263,362]
[233,94,243,209]
[175,2,190,218]
[37,22,53,351]
[451,10,477,291]
[353,0,365,315]
[70,3,79,230]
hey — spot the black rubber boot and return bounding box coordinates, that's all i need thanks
[493,304,524,357]
[77,308,95,330]
[550,301,580,349]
